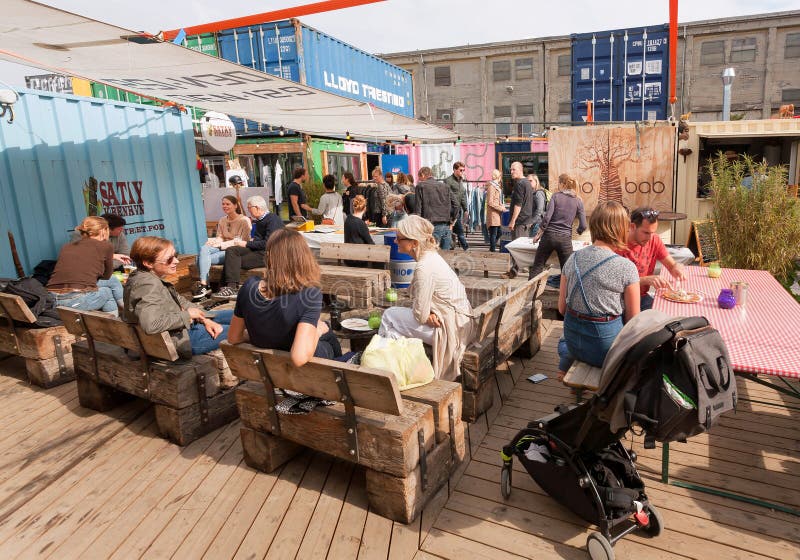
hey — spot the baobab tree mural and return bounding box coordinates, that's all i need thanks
[575,128,648,203]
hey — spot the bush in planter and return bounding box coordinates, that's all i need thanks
[708,153,800,283]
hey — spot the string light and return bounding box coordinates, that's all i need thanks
[279,126,285,136]
[346,130,350,140]
[404,134,408,141]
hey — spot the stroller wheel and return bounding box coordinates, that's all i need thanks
[500,465,512,499]
[642,505,664,537]
[586,532,615,560]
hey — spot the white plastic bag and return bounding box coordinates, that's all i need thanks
[360,335,434,390]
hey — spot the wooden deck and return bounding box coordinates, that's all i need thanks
[0,320,798,559]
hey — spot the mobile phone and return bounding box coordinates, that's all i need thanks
[527,373,548,384]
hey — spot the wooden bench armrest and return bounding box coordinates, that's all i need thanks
[0,293,37,323]
[221,341,404,415]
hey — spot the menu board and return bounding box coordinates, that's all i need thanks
[686,219,720,265]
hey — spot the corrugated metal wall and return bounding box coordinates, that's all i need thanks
[0,89,205,278]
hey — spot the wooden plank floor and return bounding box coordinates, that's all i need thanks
[1,318,798,560]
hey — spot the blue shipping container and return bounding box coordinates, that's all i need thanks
[0,89,206,278]
[571,25,670,123]
[216,19,414,134]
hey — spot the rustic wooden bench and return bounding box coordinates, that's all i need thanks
[221,341,465,523]
[58,307,239,445]
[0,293,78,387]
[440,250,512,278]
[459,269,549,422]
[189,263,391,309]
[318,242,390,266]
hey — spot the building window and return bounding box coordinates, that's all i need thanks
[494,105,512,119]
[701,40,725,65]
[515,58,533,80]
[518,123,534,136]
[782,88,800,106]
[435,108,453,129]
[493,60,511,81]
[786,32,800,58]
[730,37,756,63]
[495,123,512,137]
[557,54,571,76]
[516,104,534,118]
[434,66,451,87]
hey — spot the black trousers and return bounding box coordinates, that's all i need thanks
[529,232,573,279]
[223,246,265,286]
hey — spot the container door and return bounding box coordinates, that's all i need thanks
[572,33,614,122]
[618,27,669,122]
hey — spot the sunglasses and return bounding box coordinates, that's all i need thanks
[632,209,659,221]
[156,253,178,264]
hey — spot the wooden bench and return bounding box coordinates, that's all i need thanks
[0,293,78,387]
[58,307,239,445]
[221,341,465,523]
[189,263,391,309]
[318,242,390,266]
[459,269,549,422]
[440,250,512,278]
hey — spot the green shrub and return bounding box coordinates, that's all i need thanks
[708,153,800,283]
[304,181,325,223]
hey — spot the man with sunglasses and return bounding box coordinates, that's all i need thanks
[618,206,687,310]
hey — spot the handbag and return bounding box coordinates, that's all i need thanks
[360,335,435,390]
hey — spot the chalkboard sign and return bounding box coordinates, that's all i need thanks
[686,219,720,265]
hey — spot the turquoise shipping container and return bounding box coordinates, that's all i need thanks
[0,89,205,278]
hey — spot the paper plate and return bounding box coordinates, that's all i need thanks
[340,318,373,331]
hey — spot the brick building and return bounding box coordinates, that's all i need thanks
[381,10,800,140]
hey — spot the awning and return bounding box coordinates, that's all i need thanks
[0,0,455,142]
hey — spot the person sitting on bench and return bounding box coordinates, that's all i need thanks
[378,215,473,380]
[556,201,640,381]
[124,236,231,357]
[226,229,343,366]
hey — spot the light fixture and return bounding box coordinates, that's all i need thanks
[346,130,351,140]
[279,126,285,136]
[457,135,461,142]
[404,134,408,141]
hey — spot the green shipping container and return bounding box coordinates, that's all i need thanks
[183,33,219,57]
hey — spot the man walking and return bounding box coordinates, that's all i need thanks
[444,162,469,251]
[215,195,284,299]
[616,207,687,310]
[505,161,534,277]
[414,166,459,250]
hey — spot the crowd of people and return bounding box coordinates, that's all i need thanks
[43,160,687,388]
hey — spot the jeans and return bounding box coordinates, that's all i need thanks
[188,309,233,354]
[452,210,469,250]
[558,313,623,372]
[315,330,343,359]
[53,288,118,315]
[641,293,654,311]
[529,232,574,279]
[432,223,452,250]
[198,245,227,284]
[529,223,541,238]
[488,226,503,252]
[98,276,124,305]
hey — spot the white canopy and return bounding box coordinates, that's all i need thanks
[0,0,455,142]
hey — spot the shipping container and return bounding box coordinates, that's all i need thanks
[571,25,670,123]
[216,18,414,134]
[0,89,205,278]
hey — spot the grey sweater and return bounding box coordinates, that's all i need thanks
[541,190,587,237]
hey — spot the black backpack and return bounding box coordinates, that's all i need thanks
[1,277,63,327]
[621,317,737,444]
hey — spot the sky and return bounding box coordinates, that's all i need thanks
[2,0,800,86]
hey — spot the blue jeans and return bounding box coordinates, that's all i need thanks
[558,313,623,372]
[488,226,503,252]
[198,245,227,284]
[452,210,469,250]
[53,288,118,315]
[188,309,233,354]
[433,223,452,250]
[98,276,124,305]
[641,293,654,311]
[315,330,343,359]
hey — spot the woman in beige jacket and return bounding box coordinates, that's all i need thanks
[378,215,474,380]
[485,169,507,252]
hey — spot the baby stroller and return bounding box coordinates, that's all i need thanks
[500,313,737,560]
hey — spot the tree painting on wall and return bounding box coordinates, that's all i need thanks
[575,129,648,203]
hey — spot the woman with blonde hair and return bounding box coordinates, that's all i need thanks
[529,172,587,279]
[485,169,506,252]
[556,201,640,380]
[379,215,473,380]
[193,195,252,301]
[124,236,230,357]
[48,216,119,315]
[227,229,342,366]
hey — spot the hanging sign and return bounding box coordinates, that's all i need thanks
[200,111,237,152]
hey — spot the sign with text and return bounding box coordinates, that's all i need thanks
[548,124,675,215]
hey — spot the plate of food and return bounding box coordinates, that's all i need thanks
[340,318,374,331]
[661,289,704,304]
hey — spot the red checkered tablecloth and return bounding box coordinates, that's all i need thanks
[652,267,800,379]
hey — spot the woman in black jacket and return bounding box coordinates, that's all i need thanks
[343,195,374,267]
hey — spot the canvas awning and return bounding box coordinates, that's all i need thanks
[0,0,455,142]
